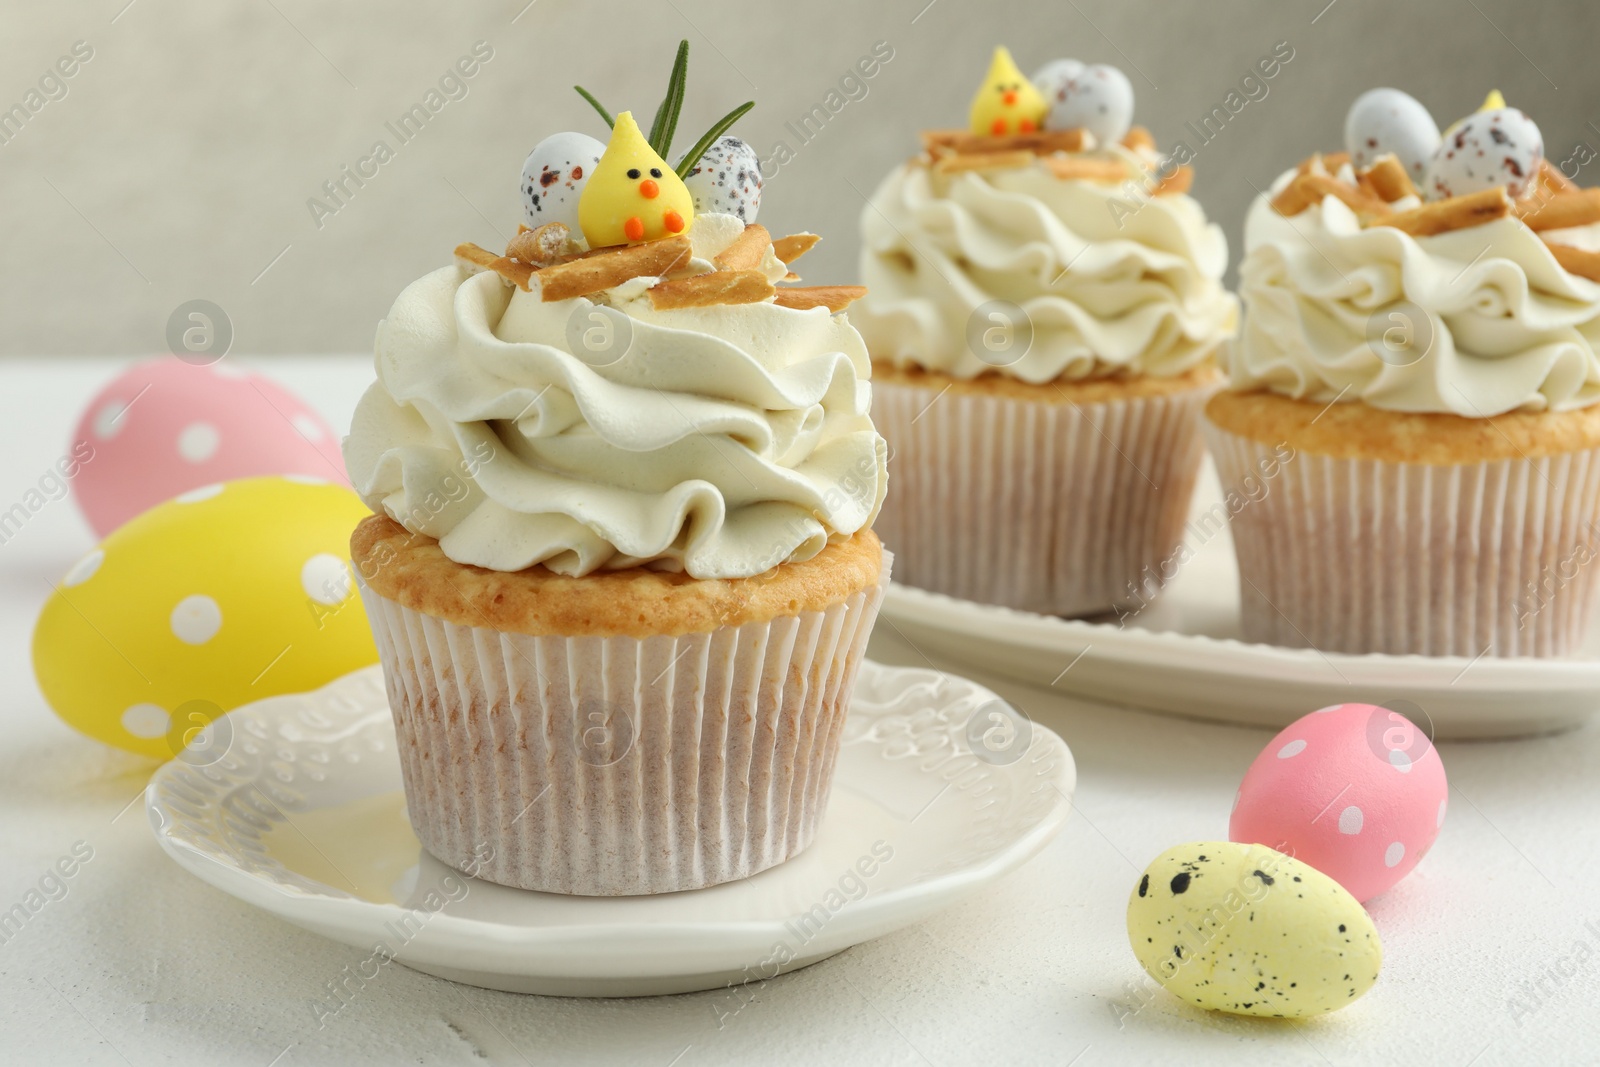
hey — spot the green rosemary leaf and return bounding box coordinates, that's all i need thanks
[648,40,690,156]
[674,101,754,177]
[573,86,615,129]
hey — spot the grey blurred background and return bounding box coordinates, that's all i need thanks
[2,0,1596,356]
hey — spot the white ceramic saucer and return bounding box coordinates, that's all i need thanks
[146,661,1075,997]
[878,469,1600,740]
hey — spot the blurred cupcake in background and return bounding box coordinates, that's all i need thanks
[855,47,1237,617]
[1208,88,1600,657]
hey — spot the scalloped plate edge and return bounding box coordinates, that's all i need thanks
[881,585,1600,737]
[146,661,1077,990]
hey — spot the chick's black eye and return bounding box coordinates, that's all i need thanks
[627,168,641,179]
[650,167,662,178]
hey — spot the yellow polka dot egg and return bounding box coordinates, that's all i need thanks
[33,476,378,759]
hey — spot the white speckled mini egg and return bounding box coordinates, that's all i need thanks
[1030,58,1085,107]
[1425,107,1544,200]
[33,476,378,760]
[1344,88,1441,183]
[1042,63,1134,146]
[682,136,763,223]
[1127,841,1382,1018]
[521,131,606,231]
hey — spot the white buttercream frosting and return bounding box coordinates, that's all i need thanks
[344,215,887,579]
[854,147,1238,383]
[1232,167,1600,416]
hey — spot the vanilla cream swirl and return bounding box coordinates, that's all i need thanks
[855,147,1238,382]
[1233,168,1600,415]
[344,218,887,579]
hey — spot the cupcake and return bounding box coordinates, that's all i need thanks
[1208,88,1600,657]
[855,47,1238,617]
[343,44,890,895]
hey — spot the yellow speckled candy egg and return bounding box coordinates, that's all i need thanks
[33,476,377,760]
[1126,841,1382,1018]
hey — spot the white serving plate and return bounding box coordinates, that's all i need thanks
[879,467,1600,740]
[145,661,1074,997]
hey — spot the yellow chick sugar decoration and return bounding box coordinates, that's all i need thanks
[578,110,695,247]
[570,42,753,248]
[969,46,1048,138]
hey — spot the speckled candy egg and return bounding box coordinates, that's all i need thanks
[1344,87,1441,184]
[1127,841,1383,1018]
[521,131,605,232]
[71,358,345,538]
[1030,58,1084,108]
[1231,703,1448,902]
[683,136,763,223]
[1042,63,1134,147]
[1425,107,1544,200]
[33,476,378,760]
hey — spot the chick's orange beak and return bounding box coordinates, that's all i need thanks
[639,179,660,199]
[1002,90,1018,106]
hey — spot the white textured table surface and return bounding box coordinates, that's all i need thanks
[1,357,1596,1066]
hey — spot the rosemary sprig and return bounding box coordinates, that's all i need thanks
[573,85,614,128]
[647,40,690,157]
[576,40,754,177]
[674,101,755,177]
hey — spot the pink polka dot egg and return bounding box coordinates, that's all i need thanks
[1230,703,1447,903]
[33,476,377,760]
[71,357,346,538]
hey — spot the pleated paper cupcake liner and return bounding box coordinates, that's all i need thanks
[1204,421,1600,657]
[358,553,889,896]
[871,376,1213,617]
